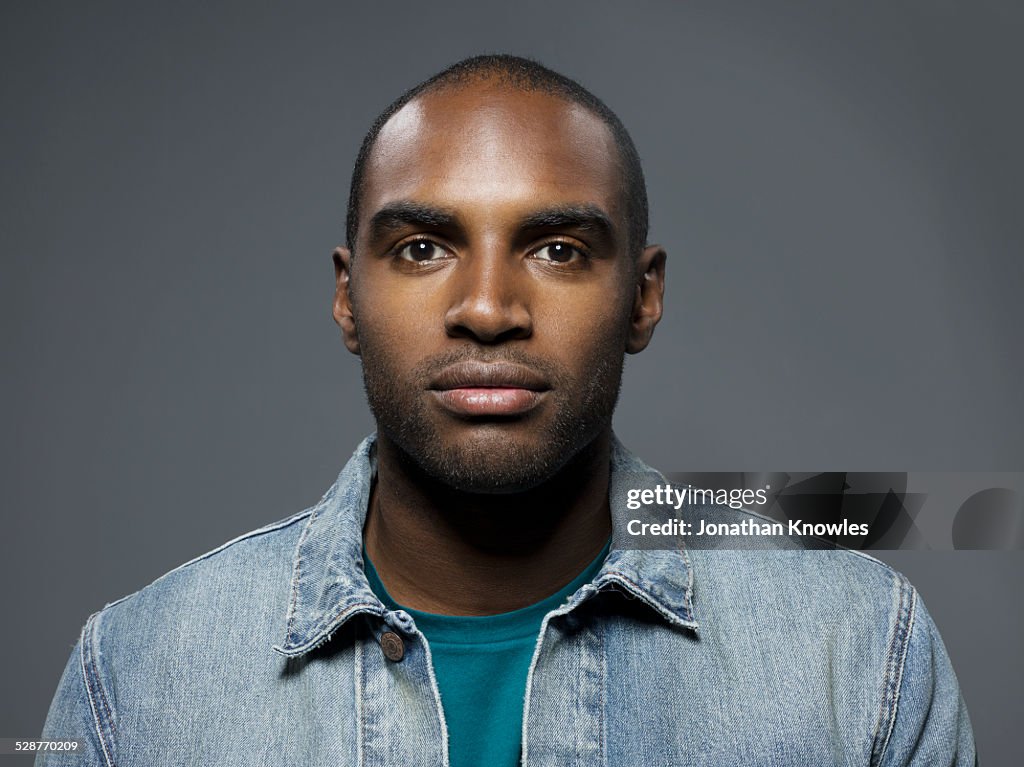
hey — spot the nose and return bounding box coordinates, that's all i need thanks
[444,250,532,344]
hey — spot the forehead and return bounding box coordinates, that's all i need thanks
[361,82,624,232]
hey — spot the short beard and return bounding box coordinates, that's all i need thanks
[360,345,625,494]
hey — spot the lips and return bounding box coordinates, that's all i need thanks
[428,361,550,417]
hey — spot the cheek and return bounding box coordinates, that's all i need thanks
[537,287,632,358]
[351,281,444,359]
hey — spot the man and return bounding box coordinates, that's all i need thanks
[40,55,974,766]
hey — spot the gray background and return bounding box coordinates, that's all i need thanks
[2,0,1021,762]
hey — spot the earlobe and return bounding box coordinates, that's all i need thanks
[332,246,361,355]
[625,245,666,354]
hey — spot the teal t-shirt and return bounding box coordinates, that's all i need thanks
[363,541,610,767]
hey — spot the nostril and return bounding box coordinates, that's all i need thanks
[444,300,532,343]
[442,259,534,342]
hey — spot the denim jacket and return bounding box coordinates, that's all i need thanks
[40,435,975,766]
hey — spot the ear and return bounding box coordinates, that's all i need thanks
[626,244,666,354]
[332,246,361,355]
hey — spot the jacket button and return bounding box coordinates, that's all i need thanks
[380,631,404,662]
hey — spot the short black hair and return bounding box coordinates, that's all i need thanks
[345,54,648,258]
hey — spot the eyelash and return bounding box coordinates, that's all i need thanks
[393,239,451,263]
[533,240,589,264]
[390,238,591,265]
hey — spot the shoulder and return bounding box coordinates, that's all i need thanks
[686,504,914,632]
[45,505,319,764]
[108,505,310,607]
[685,508,970,761]
[84,505,313,665]
[670,479,975,761]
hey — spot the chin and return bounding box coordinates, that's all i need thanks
[403,427,577,495]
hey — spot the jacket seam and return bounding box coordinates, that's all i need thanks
[598,618,607,767]
[355,623,365,767]
[520,612,553,764]
[870,576,918,766]
[80,612,117,767]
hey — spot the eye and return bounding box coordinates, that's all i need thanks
[395,239,450,263]
[532,242,586,264]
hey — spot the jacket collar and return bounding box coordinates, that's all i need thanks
[274,434,696,657]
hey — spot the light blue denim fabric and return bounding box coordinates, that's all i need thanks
[39,435,975,766]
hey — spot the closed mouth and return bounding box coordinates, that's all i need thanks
[428,361,551,392]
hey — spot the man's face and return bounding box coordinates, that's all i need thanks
[335,80,664,492]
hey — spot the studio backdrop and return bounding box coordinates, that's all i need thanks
[2,1,1021,763]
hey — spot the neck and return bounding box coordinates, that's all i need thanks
[363,429,614,615]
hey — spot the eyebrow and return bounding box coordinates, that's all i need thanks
[367,201,459,242]
[365,200,616,243]
[519,204,615,240]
